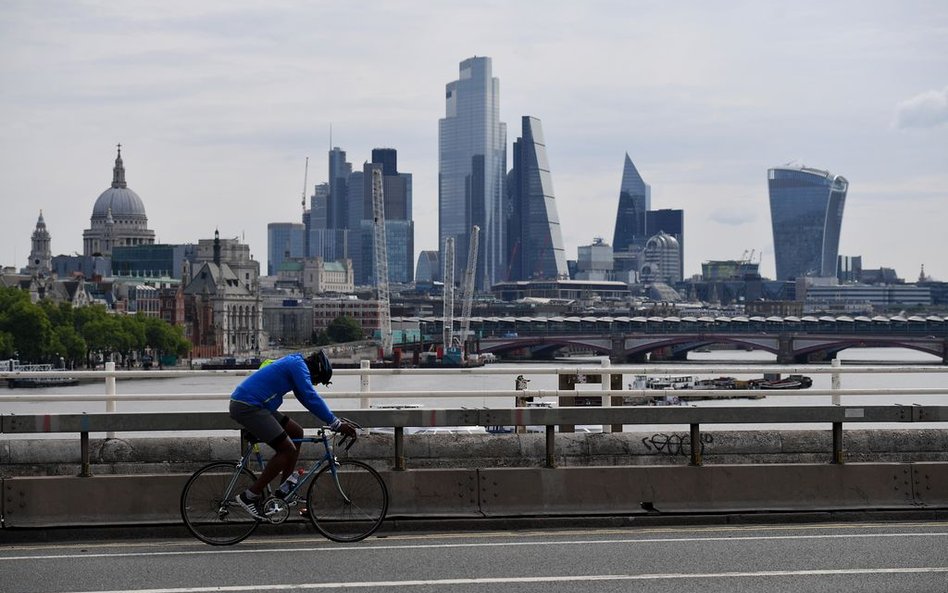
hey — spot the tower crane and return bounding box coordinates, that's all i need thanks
[371,168,392,358]
[301,156,309,212]
[458,225,479,351]
[442,236,455,350]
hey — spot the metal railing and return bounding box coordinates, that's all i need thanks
[2,361,947,472]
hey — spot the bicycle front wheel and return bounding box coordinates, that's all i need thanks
[181,461,260,546]
[306,459,388,542]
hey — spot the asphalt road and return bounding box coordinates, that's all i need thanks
[2,521,947,593]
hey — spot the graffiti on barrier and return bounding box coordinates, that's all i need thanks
[642,432,713,456]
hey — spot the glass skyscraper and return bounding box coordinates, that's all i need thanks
[506,116,567,281]
[267,222,305,276]
[439,56,507,291]
[612,153,651,253]
[768,166,848,280]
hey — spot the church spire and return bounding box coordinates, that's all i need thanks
[111,143,127,189]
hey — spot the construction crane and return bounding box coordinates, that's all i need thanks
[458,225,479,351]
[300,156,309,212]
[442,236,455,350]
[371,168,392,358]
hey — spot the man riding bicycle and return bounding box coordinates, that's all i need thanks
[229,350,357,520]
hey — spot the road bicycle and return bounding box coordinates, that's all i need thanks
[180,425,388,546]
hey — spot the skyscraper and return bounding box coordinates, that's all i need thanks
[356,154,415,285]
[506,116,567,281]
[768,166,848,280]
[267,222,305,276]
[612,153,651,254]
[439,56,507,291]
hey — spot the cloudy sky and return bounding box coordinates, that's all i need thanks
[2,0,946,281]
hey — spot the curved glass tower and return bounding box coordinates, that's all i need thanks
[768,166,848,280]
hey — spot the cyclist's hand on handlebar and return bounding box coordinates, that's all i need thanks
[330,417,358,440]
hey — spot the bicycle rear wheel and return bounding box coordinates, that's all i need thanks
[181,461,260,545]
[306,460,388,542]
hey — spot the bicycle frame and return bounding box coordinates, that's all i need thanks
[238,428,347,504]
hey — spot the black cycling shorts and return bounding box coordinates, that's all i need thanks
[229,400,290,448]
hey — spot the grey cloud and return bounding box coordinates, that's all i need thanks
[896,88,948,129]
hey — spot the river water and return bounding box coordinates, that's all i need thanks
[3,348,946,436]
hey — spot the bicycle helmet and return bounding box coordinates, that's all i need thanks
[306,350,333,385]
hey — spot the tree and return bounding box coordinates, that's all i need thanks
[0,331,14,359]
[326,316,363,343]
[53,325,86,368]
[1,300,54,362]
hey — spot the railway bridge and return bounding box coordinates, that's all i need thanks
[462,314,948,363]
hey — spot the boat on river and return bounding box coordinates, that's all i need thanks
[630,374,812,392]
[2,360,79,388]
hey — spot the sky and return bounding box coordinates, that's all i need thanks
[1,0,946,282]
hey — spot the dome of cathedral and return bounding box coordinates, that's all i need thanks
[90,146,148,222]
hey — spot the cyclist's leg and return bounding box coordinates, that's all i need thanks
[275,412,303,483]
[230,402,298,496]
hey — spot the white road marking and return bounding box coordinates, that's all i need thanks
[1,531,946,562]
[49,567,948,592]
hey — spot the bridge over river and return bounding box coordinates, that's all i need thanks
[446,314,948,363]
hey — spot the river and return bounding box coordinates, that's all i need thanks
[2,347,946,435]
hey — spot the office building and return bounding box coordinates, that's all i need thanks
[645,208,684,277]
[415,251,440,285]
[112,243,194,279]
[612,153,651,254]
[575,238,614,281]
[439,56,507,291]
[267,223,305,276]
[640,232,682,284]
[768,166,848,280]
[505,116,568,281]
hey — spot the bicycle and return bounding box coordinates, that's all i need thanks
[180,425,388,546]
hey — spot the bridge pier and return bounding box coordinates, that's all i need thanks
[777,334,795,365]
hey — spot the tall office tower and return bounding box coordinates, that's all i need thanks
[645,208,684,278]
[371,148,398,176]
[354,155,415,285]
[267,223,305,276]
[612,153,651,254]
[505,116,568,281]
[767,166,848,280]
[305,182,330,257]
[328,147,352,230]
[439,56,507,291]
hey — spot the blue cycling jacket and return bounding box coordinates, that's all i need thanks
[230,353,337,425]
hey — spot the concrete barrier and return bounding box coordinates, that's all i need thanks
[3,462,947,528]
[3,430,947,529]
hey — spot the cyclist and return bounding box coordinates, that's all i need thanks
[229,350,357,520]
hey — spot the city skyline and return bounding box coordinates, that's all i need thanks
[1,2,946,281]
